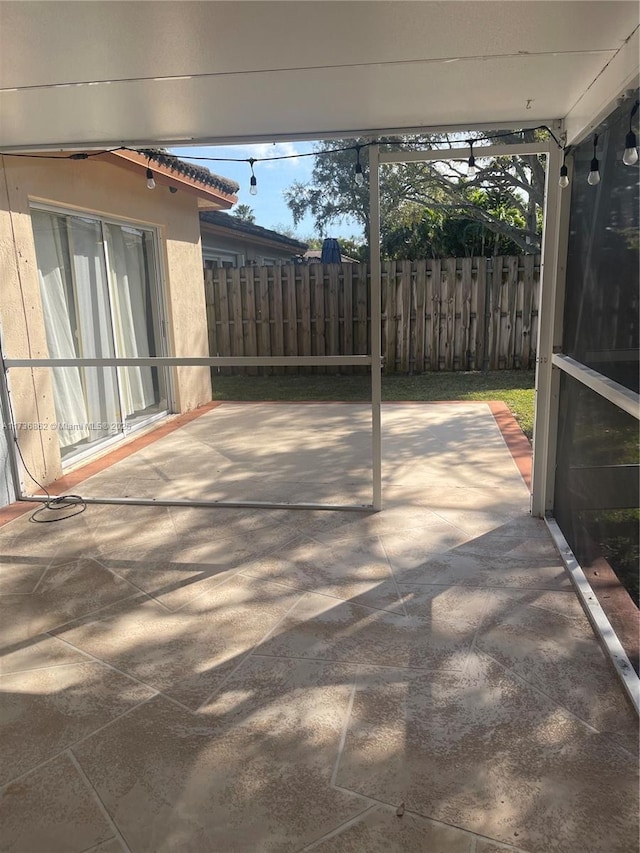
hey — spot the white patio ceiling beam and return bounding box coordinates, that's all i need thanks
[1,2,637,150]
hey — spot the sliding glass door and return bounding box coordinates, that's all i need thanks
[31,208,168,462]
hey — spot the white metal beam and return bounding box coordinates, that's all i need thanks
[538,153,574,515]
[369,143,383,512]
[379,141,551,164]
[20,495,372,512]
[552,354,640,419]
[546,518,640,714]
[531,141,564,517]
[4,355,371,368]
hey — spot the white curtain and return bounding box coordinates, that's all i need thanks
[31,211,89,448]
[105,224,156,417]
[68,217,121,442]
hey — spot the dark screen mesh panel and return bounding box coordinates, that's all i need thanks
[563,97,640,391]
[555,373,639,602]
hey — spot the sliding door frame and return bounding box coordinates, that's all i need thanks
[28,202,173,464]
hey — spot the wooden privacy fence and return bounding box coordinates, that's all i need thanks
[204,256,540,374]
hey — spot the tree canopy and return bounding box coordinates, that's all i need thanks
[232,204,256,223]
[285,133,547,259]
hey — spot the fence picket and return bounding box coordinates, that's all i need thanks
[430,260,442,369]
[443,259,456,370]
[384,261,396,373]
[460,258,472,371]
[214,269,231,375]
[300,266,312,371]
[475,257,487,372]
[244,269,258,375]
[489,256,503,371]
[414,259,426,373]
[327,264,340,373]
[313,266,326,374]
[521,254,535,369]
[343,264,353,375]
[356,264,368,374]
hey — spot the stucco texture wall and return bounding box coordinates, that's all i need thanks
[0,154,211,492]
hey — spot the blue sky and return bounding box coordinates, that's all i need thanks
[169,141,362,241]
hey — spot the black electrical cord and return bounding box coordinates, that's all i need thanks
[0,125,567,166]
[12,434,86,523]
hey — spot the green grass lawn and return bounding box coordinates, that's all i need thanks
[211,369,536,441]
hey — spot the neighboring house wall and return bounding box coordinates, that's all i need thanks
[200,214,306,267]
[0,154,211,492]
[201,229,298,266]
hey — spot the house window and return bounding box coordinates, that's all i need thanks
[203,250,243,269]
[261,257,278,266]
[31,207,168,462]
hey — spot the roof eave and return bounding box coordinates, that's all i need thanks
[103,150,237,209]
[200,218,307,252]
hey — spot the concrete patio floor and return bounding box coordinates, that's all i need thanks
[0,403,637,853]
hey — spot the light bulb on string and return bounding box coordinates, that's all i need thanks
[559,152,570,189]
[354,146,365,186]
[623,100,639,166]
[587,135,600,186]
[466,141,476,179]
[146,167,156,190]
[248,158,258,196]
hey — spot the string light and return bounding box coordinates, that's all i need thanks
[559,163,569,189]
[354,145,365,186]
[559,149,570,188]
[466,140,476,179]
[623,99,639,166]
[587,135,600,186]
[248,158,257,195]
[3,112,638,195]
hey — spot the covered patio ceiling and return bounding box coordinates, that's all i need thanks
[0,1,638,151]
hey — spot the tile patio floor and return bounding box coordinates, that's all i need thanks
[0,403,637,853]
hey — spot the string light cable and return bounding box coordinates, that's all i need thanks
[248,158,257,195]
[11,433,86,522]
[354,144,365,186]
[0,110,635,195]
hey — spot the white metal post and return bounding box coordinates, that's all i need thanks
[369,143,383,511]
[531,141,566,517]
[0,350,23,501]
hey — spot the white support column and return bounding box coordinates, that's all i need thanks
[531,141,570,517]
[369,143,383,511]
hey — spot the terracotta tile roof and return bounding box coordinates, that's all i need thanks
[138,148,239,196]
